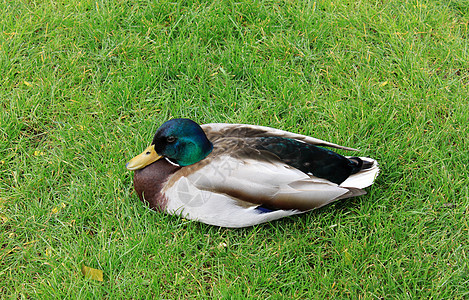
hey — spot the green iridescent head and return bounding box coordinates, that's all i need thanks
[151,118,213,166]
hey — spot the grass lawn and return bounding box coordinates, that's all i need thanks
[1,0,468,298]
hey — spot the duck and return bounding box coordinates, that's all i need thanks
[126,118,379,228]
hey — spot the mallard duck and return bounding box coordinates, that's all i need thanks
[126,118,379,228]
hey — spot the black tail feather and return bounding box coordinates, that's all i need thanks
[348,157,373,174]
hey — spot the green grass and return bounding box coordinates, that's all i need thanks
[1,0,468,298]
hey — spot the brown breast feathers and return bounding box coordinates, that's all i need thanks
[133,159,180,211]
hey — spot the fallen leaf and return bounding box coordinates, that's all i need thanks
[343,250,353,265]
[81,265,104,281]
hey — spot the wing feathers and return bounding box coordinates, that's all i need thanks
[185,156,361,211]
[201,123,358,151]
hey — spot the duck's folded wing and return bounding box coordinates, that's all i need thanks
[201,123,358,151]
[163,156,363,227]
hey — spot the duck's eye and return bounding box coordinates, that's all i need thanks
[166,136,176,143]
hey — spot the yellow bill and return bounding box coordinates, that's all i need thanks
[126,145,162,171]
